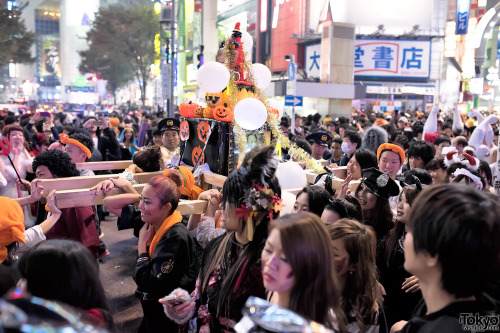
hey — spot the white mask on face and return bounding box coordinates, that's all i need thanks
[341,142,351,154]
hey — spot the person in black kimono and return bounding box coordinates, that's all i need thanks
[354,168,399,272]
[133,171,198,332]
[161,145,282,332]
[392,184,500,333]
[382,184,422,327]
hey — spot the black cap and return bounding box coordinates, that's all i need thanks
[158,118,180,133]
[306,132,332,147]
[361,167,400,199]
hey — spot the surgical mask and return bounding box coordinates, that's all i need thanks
[341,142,351,154]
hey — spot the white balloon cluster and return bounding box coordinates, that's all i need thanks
[276,161,308,190]
[196,62,230,93]
[251,63,272,90]
[196,31,274,131]
[234,98,268,130]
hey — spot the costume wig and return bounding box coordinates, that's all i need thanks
[361,126,388,153]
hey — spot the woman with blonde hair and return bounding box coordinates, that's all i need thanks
[262,212,345,331]
[327,219,387,333]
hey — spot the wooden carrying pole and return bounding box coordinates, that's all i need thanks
[75,160,135,171]
[37,172,162,196]
[48,166,353,212]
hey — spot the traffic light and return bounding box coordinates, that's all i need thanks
[197,45,204,69]
[91,76,98,82]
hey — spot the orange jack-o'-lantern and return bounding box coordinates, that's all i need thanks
[214,89,230,107]
[179,120,190,141]
[194,107,204,118]
[213,103,234,122]
[205,91,224,108]
[203,107,214,119]
[197,120,211,143]
[179,101,199,118]
[192,146,205,166]
[237,87,256,102]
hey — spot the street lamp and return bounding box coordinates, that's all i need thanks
[159,0,176,118]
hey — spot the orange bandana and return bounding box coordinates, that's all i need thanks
[163,166,203,200]
[60,134,92,159]
[0,197,26,263]
[148,210,183,257]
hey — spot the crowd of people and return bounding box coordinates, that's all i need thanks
[0,106,499,333]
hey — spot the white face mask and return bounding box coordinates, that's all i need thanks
[341,142,351,154]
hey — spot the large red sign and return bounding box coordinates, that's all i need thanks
[270,0,304,72]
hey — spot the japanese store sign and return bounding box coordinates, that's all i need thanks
[456,0,471,35]
[305,43,321,79]
[354,39,431,79]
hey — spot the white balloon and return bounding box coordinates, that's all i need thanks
[196,62,230,93]
[276,161,307,190]
[280,191,297,216]
[241,31,254,54]
[234,98,267,130]
[251,63,272,90]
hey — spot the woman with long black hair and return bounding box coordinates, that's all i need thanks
[161,145,282,332]
[382,181,423,327]
[355,168,399,271]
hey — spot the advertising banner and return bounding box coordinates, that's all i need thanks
[456,0,471,35]
[354,39,431,79]
[42,40,61,76]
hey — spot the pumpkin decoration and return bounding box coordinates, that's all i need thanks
[237,87,255,101]
[192,145,205,166]
[205,91,224,108]
[214,89,230,107]
[179,120,190,141]
[213,103,234,122]
[194,107,204,118]
[203,107,214,119]
[197,121,212,143]
[179,101,199,118]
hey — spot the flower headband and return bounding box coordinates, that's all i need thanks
[235,183,283,241]
[452,168,483,190]
[59,134,92,159]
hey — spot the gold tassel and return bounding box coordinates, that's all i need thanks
[234,123,248,166]
[268,114,324,173]
[246,214,254,241]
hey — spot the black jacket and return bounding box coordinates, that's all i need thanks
[133,223,198,332]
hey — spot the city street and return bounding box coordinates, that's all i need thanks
[2,1,499,332]
[99,215,142,332]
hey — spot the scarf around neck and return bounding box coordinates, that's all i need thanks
[148,210,182,257]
